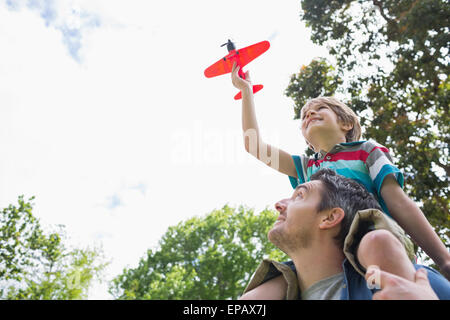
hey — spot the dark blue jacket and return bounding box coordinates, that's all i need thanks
[257,259,450,300]
[340,259,450,300]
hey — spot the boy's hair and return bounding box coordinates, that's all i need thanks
[310,168,381,248]
[301,96,362,143]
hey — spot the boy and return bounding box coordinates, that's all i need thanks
[231,62,450,297]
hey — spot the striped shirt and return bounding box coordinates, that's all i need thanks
[288,140,404,217]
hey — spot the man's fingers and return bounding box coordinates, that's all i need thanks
[365,265,383,288]
[414,268,429,286]
[372,291,384,300]
[365,266,403,289]
[369,267,430,290]
[367,267,438,300]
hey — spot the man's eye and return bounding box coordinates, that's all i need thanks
[318,106,326,110]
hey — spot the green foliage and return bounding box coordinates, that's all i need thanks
[286,0,449,262]
[109,205,287,300]
[0,196,108,299]
[285,58,342,119]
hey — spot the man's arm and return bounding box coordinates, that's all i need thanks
[239,275,287,300]
[380,175,450,280]
[231,63,298,178]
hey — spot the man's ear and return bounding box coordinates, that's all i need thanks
[319,208,345,230]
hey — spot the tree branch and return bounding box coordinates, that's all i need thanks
[372,0,394,23]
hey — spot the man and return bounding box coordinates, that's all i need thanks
[240,169,450,300]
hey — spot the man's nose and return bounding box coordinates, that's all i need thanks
[275,199,288,212]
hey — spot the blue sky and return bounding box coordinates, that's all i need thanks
[5,0,101,61]
[0,0,330,298]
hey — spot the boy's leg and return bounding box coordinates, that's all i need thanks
[357,229,416,282]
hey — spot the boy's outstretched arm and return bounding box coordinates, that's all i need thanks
[380,175,450,280]
[231,62,297,178]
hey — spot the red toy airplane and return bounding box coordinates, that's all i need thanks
[204,39,270,100]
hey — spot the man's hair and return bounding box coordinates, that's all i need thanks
[301,96,362,143]
[310,168,381,248]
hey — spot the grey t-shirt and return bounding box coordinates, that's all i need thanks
[301,272,344,300]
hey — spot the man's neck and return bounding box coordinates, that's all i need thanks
[290,241,345,293]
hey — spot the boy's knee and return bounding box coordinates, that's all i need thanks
[362,229,402,250]
[357,229,404,266]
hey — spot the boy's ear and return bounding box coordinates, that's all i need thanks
[340,122,353,133]
[319,208,345,230]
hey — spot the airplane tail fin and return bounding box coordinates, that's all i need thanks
[234,84,264,100]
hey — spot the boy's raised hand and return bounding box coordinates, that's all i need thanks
[231,62,252,92]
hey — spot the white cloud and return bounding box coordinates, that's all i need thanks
[2,0,101,61]
[0,0,328,299]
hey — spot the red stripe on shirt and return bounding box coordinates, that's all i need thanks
[307,150,370,167]
[369,146,389,154]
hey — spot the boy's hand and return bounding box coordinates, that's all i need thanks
[231,62,252,92]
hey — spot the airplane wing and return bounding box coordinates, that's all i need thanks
[204,40,270,78]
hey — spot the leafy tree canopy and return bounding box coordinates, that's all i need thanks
[0,196,108,299]
[109,205,287,300]
[285,0,449,261]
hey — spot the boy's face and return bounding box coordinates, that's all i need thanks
[301,103,349,147]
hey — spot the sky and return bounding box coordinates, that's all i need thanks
[0,0,330,299]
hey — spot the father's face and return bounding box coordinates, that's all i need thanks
[268,180,323,253]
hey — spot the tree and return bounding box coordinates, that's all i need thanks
[286,58,343,119]
[0,195,108,299]
[286,0,449,263]
[109,205,287,300]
